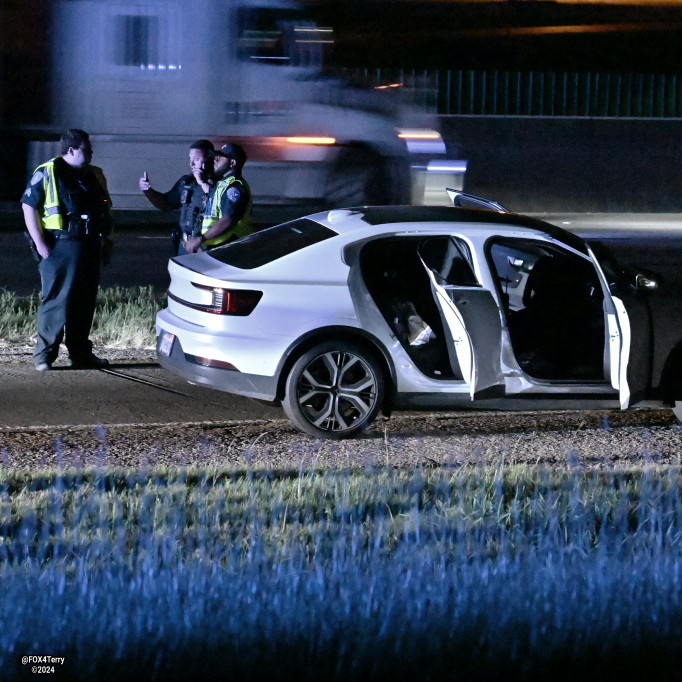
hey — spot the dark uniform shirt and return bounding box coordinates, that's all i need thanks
[22,156,111,229]
[163,174,209,236]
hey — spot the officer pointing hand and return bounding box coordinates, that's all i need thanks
[138,140,215,255]
[138,171,151,192]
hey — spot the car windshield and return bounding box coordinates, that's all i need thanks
[208,219,337,269]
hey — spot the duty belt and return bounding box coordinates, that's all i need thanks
[66,214,100,236]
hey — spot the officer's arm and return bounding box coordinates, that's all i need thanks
[141,186,176,212]
[200,214,233,244]
[200,186,244,243]
[22,203,51,259]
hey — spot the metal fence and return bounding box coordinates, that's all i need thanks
[347,67,682,118]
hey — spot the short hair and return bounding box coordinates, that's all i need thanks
[60,129,90,155]
[189,139,215,154]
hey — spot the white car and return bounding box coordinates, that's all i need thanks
[156,191,682,438]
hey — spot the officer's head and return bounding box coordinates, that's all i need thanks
[61,129,92,168]
[189,139,214,177]
[210,143,247,177]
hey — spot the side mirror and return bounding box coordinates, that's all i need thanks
[635,274,657,291]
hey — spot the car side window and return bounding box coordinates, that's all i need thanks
[419,237,479,286]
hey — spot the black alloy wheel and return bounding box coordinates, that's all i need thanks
[283,341,385,439]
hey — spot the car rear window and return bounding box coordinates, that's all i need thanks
[207,219,337,269]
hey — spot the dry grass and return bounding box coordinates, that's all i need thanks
[1,460,682,680]
[0,287,161,348]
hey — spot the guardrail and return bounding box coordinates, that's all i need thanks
[347,67,682,118]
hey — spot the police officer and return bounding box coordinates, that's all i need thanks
[184,143,252,254]
[138,139,214,255]
[21,128,114,371]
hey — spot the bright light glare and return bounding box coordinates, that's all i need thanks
[397,129,442,140]
[427,160,468,173]
[286,137,336,145]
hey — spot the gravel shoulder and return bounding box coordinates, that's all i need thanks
[0,343,157,366]
[1,407,680,472]
[2,344,681,472]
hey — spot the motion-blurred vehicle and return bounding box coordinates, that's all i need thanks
[27,0,462,218]
[156,190,682,439]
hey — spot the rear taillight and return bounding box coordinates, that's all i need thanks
[169,285,263,315]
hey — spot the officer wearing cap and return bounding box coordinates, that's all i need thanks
[184,143,252,254]
[138,139,214,255]
[21,128,114,371]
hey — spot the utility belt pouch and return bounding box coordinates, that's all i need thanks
[67,215,99,236]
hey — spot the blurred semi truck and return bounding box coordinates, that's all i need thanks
[25,0,464,218]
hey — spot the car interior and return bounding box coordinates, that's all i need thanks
[361,234,608,385]
[488,240,607,381]
[360,237,462,380]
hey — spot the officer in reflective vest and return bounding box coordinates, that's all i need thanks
[21,128,114,371]
[138,139,215,255]
[185,143,252,254]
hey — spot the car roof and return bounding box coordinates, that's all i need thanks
[311,205,588,255]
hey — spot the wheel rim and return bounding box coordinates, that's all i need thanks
[296,350,378,433]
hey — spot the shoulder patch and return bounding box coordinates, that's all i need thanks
[227,186,242,202]
[30,171,44,186]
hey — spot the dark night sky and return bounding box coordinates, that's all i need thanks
[309,1,682,70]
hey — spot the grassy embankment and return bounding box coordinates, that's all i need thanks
[0,287,159,348]
[1,462,682,680]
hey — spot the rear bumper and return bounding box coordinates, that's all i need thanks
[156,334,278,402]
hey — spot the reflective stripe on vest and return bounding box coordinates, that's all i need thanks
[201,176,252,247]
[37,159,64,231]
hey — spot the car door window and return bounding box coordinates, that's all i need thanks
[488,239,607,382]
[419,237,478,286]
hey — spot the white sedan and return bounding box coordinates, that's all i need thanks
[156,192,682,438]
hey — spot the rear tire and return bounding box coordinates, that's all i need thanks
[282,341,385,439]
[325,147,389,208]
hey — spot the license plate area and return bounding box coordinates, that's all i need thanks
[158,331,176,357]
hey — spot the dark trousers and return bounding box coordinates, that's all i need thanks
[33,236,101,364]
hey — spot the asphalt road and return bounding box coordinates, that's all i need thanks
[0,358,283,428]
[1,221,178,296]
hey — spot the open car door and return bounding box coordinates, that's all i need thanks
[587,245,633,409]
[419,238,504,399]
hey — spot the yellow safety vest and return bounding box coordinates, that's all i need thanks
[201,175,252,247]
[35,159,64,231]
[34,158,111,232]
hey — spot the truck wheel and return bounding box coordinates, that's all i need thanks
[325,148,388,207]
[282,341,384,439]
[673,402,682,423]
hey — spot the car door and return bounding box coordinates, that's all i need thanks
[487,236,633,408]
[586,241,656,408]
[418,237,504,399]
[586,245,634,408]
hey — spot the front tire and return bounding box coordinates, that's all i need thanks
[283,341,385,439]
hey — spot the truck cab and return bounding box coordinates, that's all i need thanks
[30,0,463,218]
